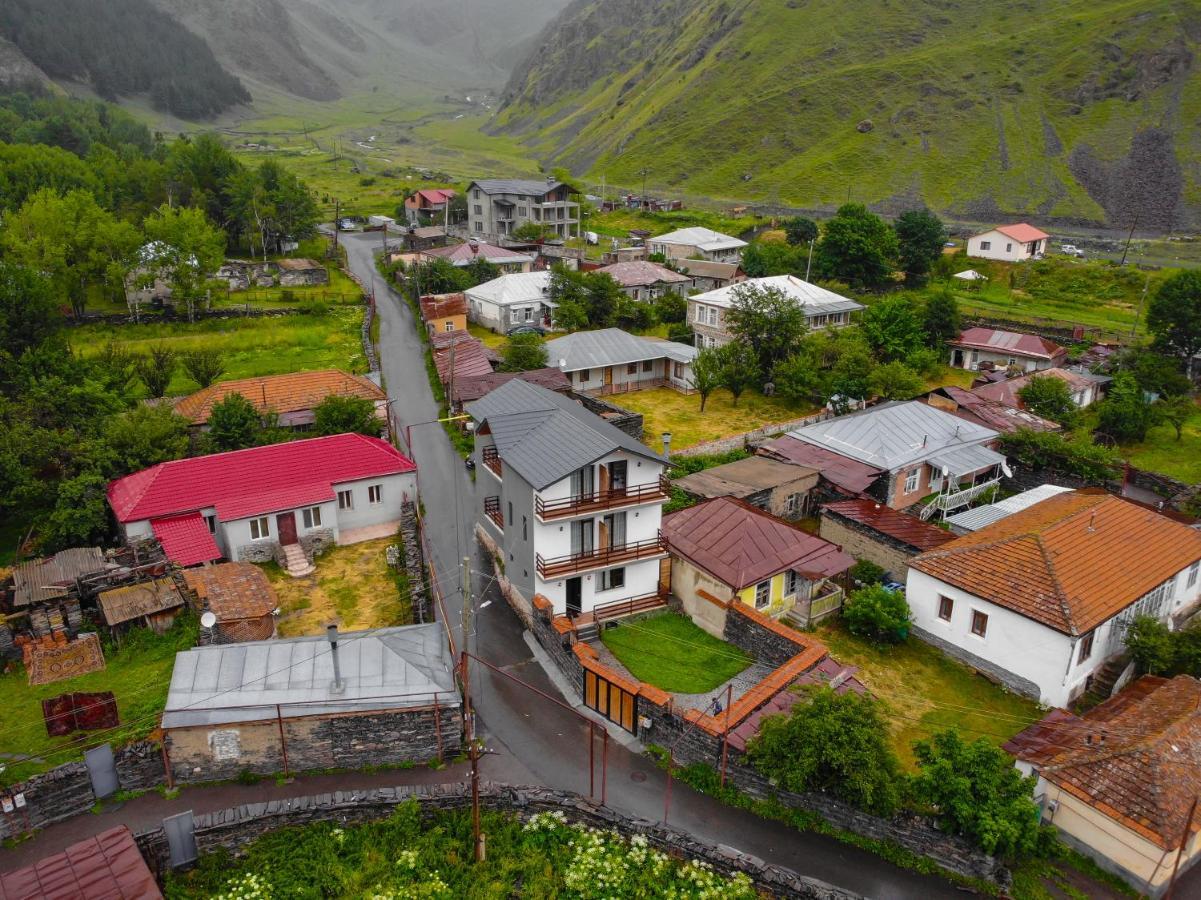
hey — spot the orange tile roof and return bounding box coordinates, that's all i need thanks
[1014,676,1201,849]
[174,370,385,425]
[912,490,1201,635]
[184,563,277,621]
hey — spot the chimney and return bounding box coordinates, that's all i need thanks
[922,433,928,448]
[546,175,555,185]
[1088,511,1097,533]
[468,238,479,255]
[662,432,673,457]
[327,624,345,694]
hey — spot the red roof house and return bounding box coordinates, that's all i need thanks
[948,327,1067,373]
[0,825,162,900]
[967,223,1051,261]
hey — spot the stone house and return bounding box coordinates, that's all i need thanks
[688,275,863,350]
[595,260,691,301]
[466,178,579,241]
[673,259,745,292]
[275,258,329,287]
[818,499,954,582]
[422,240,534,273]
[672,456,819,519]
[647,227,747,263]
[183,563,278,644]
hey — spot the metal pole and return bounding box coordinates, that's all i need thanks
[1166,796,1198,898]
[602,728,609,806]
[805,239,815,281]
[275,703,290,778]
[720,682,733,788]
[664,745,673,824]
[333,199,340,253]
[589,722,595,800]
[1119,214,1138,267]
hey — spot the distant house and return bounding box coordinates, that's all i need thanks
[647,227,747,263]
[174,370,387,432]
[908,489,1201,707]
[673,259,745,292]
[401,225,450,251]
[466,178,579,241]
[973,367,1110,409]
[818,499,954,582]
[672,456,819,519]
[688,275,863,350]
[275,258,329,287]
[422,240,534,273]
[1004,675,1201,897]
[595,261,691,301]
[546,328,697,395]
[966,223,1050,261]
[925,385,1062,434]
[450,367,571,413]
[108,434,416,567]
[465,270,554,332]
[404,187,456,224]
[948,327,1067,372]
[663,497,853,629]
[419,292,468,336]
[184,562,278,644]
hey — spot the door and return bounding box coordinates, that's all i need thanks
[566,577,582,617]
[609,460,628,495]
[84,744,118,799]
[603,366,613,388]
[570,520,594,557]
[164,810,198,868]
[277,512,298,546]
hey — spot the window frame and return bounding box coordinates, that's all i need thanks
[785,570,799,597]
[368,484,383,505]
[642,359,653,373]
[970,610,989,638]
[980,240,991,251]
[938,595,954,622]
[338,489,353,510]
[302,506,322,529]
[1188,561,1199,589]
[249,517,270,540]
[204,514,217,534]
[626,363,638,376]
[1078,631,1094,664]
[600,567,626,591]
[754,580,771,609]
[904,467,921,494]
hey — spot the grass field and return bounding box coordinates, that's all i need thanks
[601,612,752,693]
[0,614,197,783]
[615,387,817,449]
[814,620,1041,769]
[1121,403,1201,484]
[467,323,508,350]
[264,539,410,638]
[67,306,366,397]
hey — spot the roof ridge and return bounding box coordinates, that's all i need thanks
[1033,533,1078,634]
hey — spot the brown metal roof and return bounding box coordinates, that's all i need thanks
[174,370,385,425]
[451,367,571,406]
[419,292,467,321]
[97,578,186,626]
[929,386,1061,435]
[757,436,883,495]
[0,825,162,899]
[674,456,818,500]
[11,548,107,608]
[821,500,956,552]
[664,497,854,590]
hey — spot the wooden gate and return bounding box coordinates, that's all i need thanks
[584,669,637,734]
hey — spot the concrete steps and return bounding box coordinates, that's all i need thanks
[282,543,315,578]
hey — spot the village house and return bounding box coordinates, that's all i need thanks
[107,433,416,571]
[419,292,468,336]
[646,227,747,263]
[664,497,854,630]
[275,258,329,287]
[404,187,456,224]
[545,328,697,395]
[422,239,534,273]
[161,623,460,782]
[672,259,745,292]
[174,370,388,432]
[672,456,819,520]
[466,178,579,241]
[948,327,1067,372]
[908,489,1201,707]
[972,366,1110,409]
[819,499,955,582]
[925,385,1062,434]
[184,562,278,644]
[430,331,495,398]
[688,275,863,349]
[595,260,691,301]
[469,379,670,619]
[0,826,162,899]
[966,223,1050,261]
[464,270,554,332]
[401,225,450,251]
[450,367,571,415]
[758,435,885,503]
[943,483,1074,535]
[97,577,187,636]
[783,401,1005,515]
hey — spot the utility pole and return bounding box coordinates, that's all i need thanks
[719,682,733,788]
[640,169,649,212]
[333,199,341,254]
[1166,796,1198,898]
[460,556,484,862]
[1119,214,1139,267]
[805,239,815,282]
[1129,275,1151,341]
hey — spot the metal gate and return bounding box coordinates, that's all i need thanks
[84,744,118,799]
[164,810,198,867]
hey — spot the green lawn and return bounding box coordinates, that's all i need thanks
[67,306,366,396]
[616,387,817,450]
[601,612,752,693]
[467,322,507,349]
[0,614,197,783]
[814,620,1041,769]
[1121,403,1201,484]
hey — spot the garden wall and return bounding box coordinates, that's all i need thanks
[818,512,919,581]
[675,410,834,458]
[573,393,644,441]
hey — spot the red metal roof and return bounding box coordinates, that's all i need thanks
[995,223,1050,243]
[423,241,531,266]
[451,367,571,406]
[151,512,222,567]
[0,825,162,900]
[757,437,883,495]
[821,500,955,552]
[950,327,1065,361]
[108,434,415,524]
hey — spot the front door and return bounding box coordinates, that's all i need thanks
[609,460,627,494]
[277,512,298,545]
[566,577,582,617]
[603,366,613,387]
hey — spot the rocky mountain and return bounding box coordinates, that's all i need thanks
[496,0,1201,229]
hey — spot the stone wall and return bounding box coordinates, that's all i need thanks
[818,512,917,581]
[114,740,167,792]
[675,410,835,458]
[912,624,1041,700]
[135,783,859,900]
[235,540,284,565]
[722,602,803,669]
[398,502,430,623]
[573,393,644,441]
[299,528,336,559]
[362,296,379,372]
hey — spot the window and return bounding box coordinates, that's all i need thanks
[524,307,533,322]
[473,190,480,199]
[626,363,638,375]
[522,515,528,541]
[473,204,482,215]
[1188,562,1199,589]
[1078,631,1094,664]
[368,484,383,505]
[673,362,685,379]
[518,206,527,217]
[754,580,771,609]
[204,514,217,534]
[600,567,625,591]
[578,368,590,382]
[338,489,353,510]
[980,240,991,251]
[970,610,988,637]
[474,222,483,233]
[642,360,653,373]
[785,571,799,596]
[444,321,454,332]
[938,595,954,621]
[249,517,270,540]
[786,493,803,515]
[302,506,322,529]
[904,467,921,493]
[1005,243,1013,253]
[707,307,717,326]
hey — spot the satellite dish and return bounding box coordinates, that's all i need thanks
[200,611,217,629]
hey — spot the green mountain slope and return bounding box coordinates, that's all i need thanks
[495,0,1201,229]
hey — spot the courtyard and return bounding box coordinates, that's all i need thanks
[599,611,753,695]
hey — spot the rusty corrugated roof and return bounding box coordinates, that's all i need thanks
[0,825,162,899]
[821,500,955,552]
[757,436,883,495]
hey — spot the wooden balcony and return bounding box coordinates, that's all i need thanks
[536,531,667,579]
[484,496,504,530]
[535,475,670,520]
[481,446,502,478]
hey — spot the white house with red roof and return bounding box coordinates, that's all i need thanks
[966,223,1050,261]
[948,327,1067,373]
[107,434,416,568]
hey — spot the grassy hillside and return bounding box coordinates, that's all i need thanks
[496,0,1201,228]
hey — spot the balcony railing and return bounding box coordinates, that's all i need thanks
[484,496,504,530]
[536,531,667,579]
[535,476,670,520]
[919,476,1001,520]
[482,446,502,478]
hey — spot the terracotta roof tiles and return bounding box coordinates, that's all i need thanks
[174,370,385,425]
[184,563,277,621]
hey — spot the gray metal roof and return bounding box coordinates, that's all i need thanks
[466,379,666,490]
[928,444,1007,478]
[470,179,568,198]
[944,484,1074,532]
[546,328,697,371]
[161,624,457,728]
[787,401,999,472]
[11,547,107,608]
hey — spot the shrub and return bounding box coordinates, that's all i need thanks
[1125,616,1201,677]
[997,428,1122,483]
[843,584,910,643]
[279,288,296,303]
[848,559,886,586]
[297,298,330,316]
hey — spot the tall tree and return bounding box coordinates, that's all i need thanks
[717,340,758,406]
[1147,270,1201,380]
[689,346,724,412]
[500,333,549,372]
[313,395,380,437]
[1097,372,1156,444]
[893,208,947,285]
[868,361,923,400]
[141,204,225,321]
[1017,375,1077,426]
[814,203,898,289]
[135,344,176,398]
[103,404,190,474]
[181,348,224,388]
[205,392,261,452]
[861,296,924,362]
[724,284,808,379]
[0,262,61,365]
[782,217,818,246]
[922,290,962,350]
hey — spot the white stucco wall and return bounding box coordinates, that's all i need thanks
[966,230,1045,262]
[536,557,662,615]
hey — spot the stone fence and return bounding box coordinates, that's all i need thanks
[676,409,835,458]
[573,393,644,441]
[134,782,860,900]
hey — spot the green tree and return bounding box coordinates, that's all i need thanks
[814,203,898,289]
[828,343,876,405]
[313,395,380,437]
[652,291,687,324]
[717,341,758,406]
[1147,270,1201,380]
[614,296,653,331]
[1156,394,1195,441]
[135,344,177,398]
[410,257,469,295]
[843,584,910,643]
[41,470,112,552]
[725,284,808,379]
[205,391,261,451]
[893,208,947,285]
[1017,375,1077,426]
[1125,616,1201,677]
[998,429,1123,482]
[0,262,60,365]
[689,346,724,412]
[740,241,807,278]
[783,217,818,246]
[748,688,902,815]
[1097,372,1155,444]
[181,348,224,388]
[772,352,823,404]
[861,296,924,362]
[512,221,550,242]
[869,361,923,400]
[551,298,589,331]
[583,272,622,327]
[1113,348,1191,398]
[911,730,1044,857]
[104,404,190,474]
[462,257,500,288]
[500,333,549,372]
[922,290,961,350]
[141,204,226,321]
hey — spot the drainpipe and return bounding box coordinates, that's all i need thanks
[327,624,345,694]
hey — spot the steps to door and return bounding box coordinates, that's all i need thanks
[282,543,315,578]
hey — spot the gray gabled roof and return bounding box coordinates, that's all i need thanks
[469,179,569,198]
[466,379,666,490]
[545,328,697,371]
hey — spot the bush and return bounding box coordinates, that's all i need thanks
[1125,616,1201,677]
[848,559,886,586]
[843,584,910,643]
[279,289,296,303]
[297,298,330,316]
[666,322,694,344]
[997,428,1122,483]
